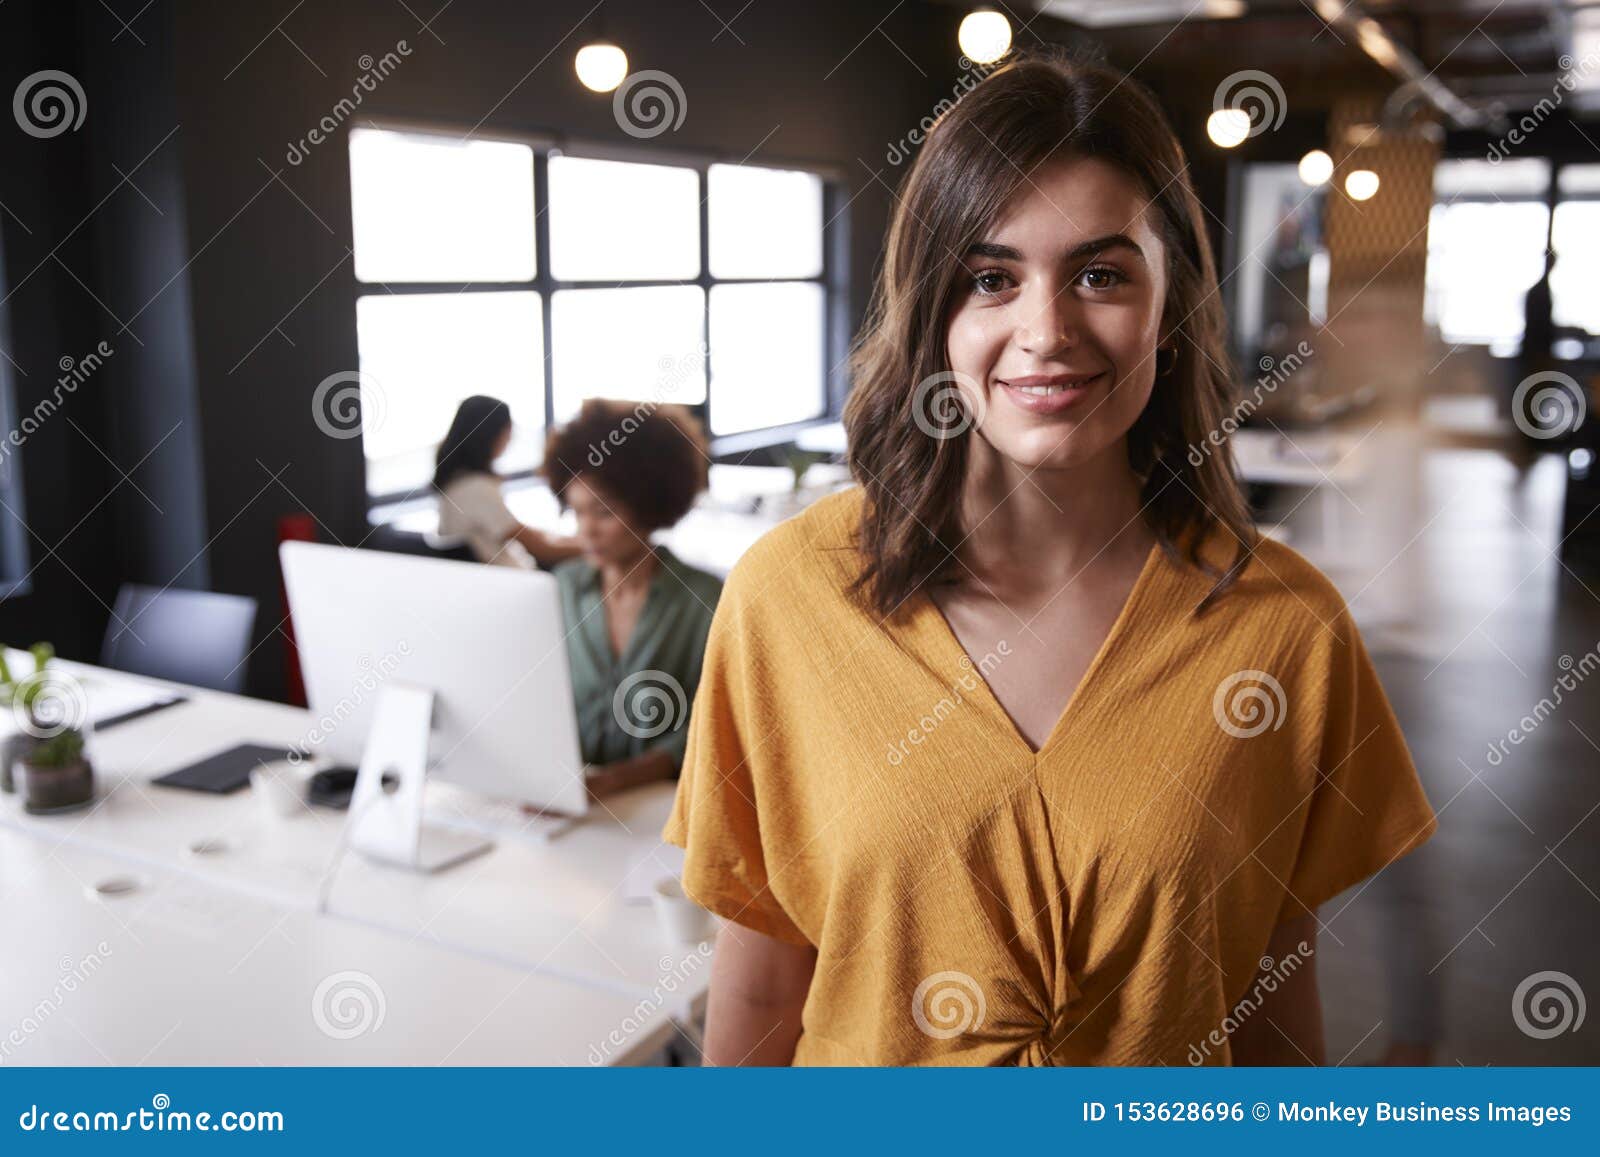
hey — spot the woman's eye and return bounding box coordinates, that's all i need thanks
[1079,265,1127,291]
[971,269,1013,296]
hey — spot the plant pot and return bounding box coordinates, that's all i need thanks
[0,731,35,794]
[18,756,94,814]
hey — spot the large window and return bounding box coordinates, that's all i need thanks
[1424,159,1550,351]
[349,127,838,500]
[1552,165,1600,338]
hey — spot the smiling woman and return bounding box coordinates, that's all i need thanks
[846,52,1254,619]
[664,52,1437,1067]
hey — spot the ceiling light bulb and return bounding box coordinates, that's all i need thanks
[575,43,628,93]
[1345,168,1380,200]
[1298,149,1334,186]
[958,10,1012,65]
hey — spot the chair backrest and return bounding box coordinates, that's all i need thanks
[100,585,259,694]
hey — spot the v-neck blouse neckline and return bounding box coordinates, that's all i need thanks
[902,538,1168,762]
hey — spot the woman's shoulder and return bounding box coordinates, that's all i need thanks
[551,555,594,585]
[440,470,501,499]
[656,549,725,607]
[1190,527,1359,653]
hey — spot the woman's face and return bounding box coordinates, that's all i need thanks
[491,425,512,461]
[944,154,1170,474]
[565,476,649,569]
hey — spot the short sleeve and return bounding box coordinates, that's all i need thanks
[448,475,518,539]
[661,574,810,947]
[1277,609,1438,923]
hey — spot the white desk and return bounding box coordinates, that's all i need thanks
[0,662,710,1064]
[0,830,676,1065]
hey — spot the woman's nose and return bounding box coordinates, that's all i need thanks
[1016,282,1081,359]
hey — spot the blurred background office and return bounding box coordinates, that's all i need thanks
[1,0,1597,1065]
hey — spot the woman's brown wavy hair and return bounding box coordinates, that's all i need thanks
[843,50,1255,618]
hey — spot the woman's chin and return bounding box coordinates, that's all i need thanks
[982,425,1104,473]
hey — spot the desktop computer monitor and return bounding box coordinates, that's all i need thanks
[279,541,589,819]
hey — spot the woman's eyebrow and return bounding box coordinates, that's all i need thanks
[1068,233,1147,263]
[965,233,1147,264]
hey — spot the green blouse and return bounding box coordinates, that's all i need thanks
[554,546,723,768]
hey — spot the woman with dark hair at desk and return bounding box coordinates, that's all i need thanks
[434,395,581,569]
[542,399,723,801]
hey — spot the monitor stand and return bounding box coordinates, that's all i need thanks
[345,682,494,873]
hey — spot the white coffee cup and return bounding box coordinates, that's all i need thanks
[250,761,303,820]
[652,875,716,945]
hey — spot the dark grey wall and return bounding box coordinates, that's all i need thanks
[0,0,116,658]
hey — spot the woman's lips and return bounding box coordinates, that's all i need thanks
[996,371,1106,415]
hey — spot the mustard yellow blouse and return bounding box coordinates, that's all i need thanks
[663,487,1437,1065]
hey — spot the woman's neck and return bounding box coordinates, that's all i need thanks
[599,548,658,597]
[950,436,1151,594]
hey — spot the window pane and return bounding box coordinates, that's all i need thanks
[709,164,824,279]
[1423,202,1549,346]
[1557,164,1600,195]
[1552,201,1600,334]
[710,283,825,435]
[349,128,535,283]
[548,156,699,281]
[356,292,544,497]
[1432,157,1549,199]
[550,287,705,420]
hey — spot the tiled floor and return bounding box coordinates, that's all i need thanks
[1279,434,1600,1065]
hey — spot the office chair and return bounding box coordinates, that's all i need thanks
[100,584,258,694]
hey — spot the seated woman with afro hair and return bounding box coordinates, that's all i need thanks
[542,399,723,801]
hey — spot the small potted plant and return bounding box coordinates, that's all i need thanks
[761,448,833,519]
[17,725,94,814]
[2,643,94,812]
[0,642,56,795]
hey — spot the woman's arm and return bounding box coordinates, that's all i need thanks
[702,920,816,1066]
[510,523,582,567]
[1228,912,1325,1065]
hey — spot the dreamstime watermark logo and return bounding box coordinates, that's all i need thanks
[1510,370,1586,441]
[13,70,86,138]
[1188,341,1314,466]
[612,669,688,740]
[911,369,985,440]
[1484,641,1600,767]
[911,971,986,1040]
[286,641,411,765]
[0,942,112,1065]
[585,342,708,468]
[1487,47,1600,163]
[311,370,385,440]
[311,970,386,1039]
[1512,970,1586,1039]
[285,41,412,164]
[1212,669,1287,739]
[12,669,89,739]
[613,70,686,139]
[587,943,712,1065]
[883,54,1000,166]
[1212,70,1286,140]
[886,643,1011,766]
[3,340,114,464]
[1187,941,1315,1064]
